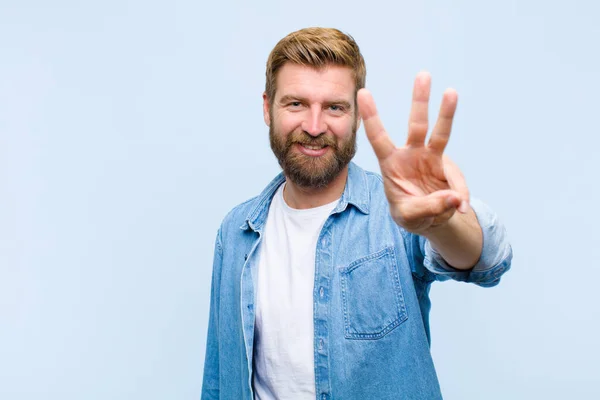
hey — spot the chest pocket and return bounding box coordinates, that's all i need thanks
[340,247,408,340]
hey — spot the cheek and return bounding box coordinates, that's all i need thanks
[273,113,302,133]
[329,118,355,139]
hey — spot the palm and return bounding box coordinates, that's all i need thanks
[358,72,469,233]
[383,147,447,196]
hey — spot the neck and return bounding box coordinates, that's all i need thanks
[283,166,348,210]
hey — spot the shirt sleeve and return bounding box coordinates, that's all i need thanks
[201,228,223,399]
[417,198,513,287]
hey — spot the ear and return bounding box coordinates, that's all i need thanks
[355,113,362,131]
[262,92,271,126]
[354,95,362,131]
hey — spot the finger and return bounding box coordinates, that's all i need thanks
[428,88,458,154]
[357,88,396,161]
[443,155,470,213]
[397,190,461,222]
[406,71,431,147]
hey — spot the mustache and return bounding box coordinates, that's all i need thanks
[288,131,337,148]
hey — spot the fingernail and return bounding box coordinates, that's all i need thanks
[458,200,469,213]
[446,196,459,208]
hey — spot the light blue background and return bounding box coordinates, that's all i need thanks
[1,0,598,399]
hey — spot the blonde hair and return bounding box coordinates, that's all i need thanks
[265,27,366,102]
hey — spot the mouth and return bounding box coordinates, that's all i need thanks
[295,143,330,157]
[302,144,326,150]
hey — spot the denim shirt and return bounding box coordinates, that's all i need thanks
[201,162,512,400]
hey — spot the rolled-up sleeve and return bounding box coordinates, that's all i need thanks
[420,198,513,287]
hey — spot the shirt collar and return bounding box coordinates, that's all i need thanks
[240,161,371,232]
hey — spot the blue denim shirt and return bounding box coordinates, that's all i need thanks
[202,162,512,400]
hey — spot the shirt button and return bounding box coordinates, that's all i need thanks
[319,287,325,298]
[318,339,324,350]
[321,394,329,400]
[321,237,327,247]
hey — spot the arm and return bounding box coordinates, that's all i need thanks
[423,206,482,270]
[358,73,512,284]
[201,229,223,400]
[359,73,495,264]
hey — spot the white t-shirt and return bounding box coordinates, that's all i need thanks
[252,182,339,400]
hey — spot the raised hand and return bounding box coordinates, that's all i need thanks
[358,72,470,235]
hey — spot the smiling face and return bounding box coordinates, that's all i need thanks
[264,63,359,189]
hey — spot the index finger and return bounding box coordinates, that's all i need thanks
[357,88,396,161]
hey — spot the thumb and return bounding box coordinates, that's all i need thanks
[396,190,461,223]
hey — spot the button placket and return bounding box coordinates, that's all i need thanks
[314,225,333,398]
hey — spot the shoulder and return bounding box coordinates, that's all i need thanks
[360,167,388,208]
[365,169,384,187]
[218,195,260,233]
[217,170,285,233]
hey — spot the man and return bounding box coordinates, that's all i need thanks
[202,27,512,399]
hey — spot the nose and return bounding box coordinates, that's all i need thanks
[301,105,327,137]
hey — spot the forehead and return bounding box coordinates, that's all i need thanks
[275,63,355,102]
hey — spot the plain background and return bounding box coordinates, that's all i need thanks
[1,0,599,399]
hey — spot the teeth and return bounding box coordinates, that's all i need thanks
[303,145,325,150]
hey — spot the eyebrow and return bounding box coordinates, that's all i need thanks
[278,95,307,105]
[278,95,353,110]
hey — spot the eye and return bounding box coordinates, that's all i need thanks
[289,101,302,107]
[329,104,345,112]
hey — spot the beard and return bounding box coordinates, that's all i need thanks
[269,122,357,189]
